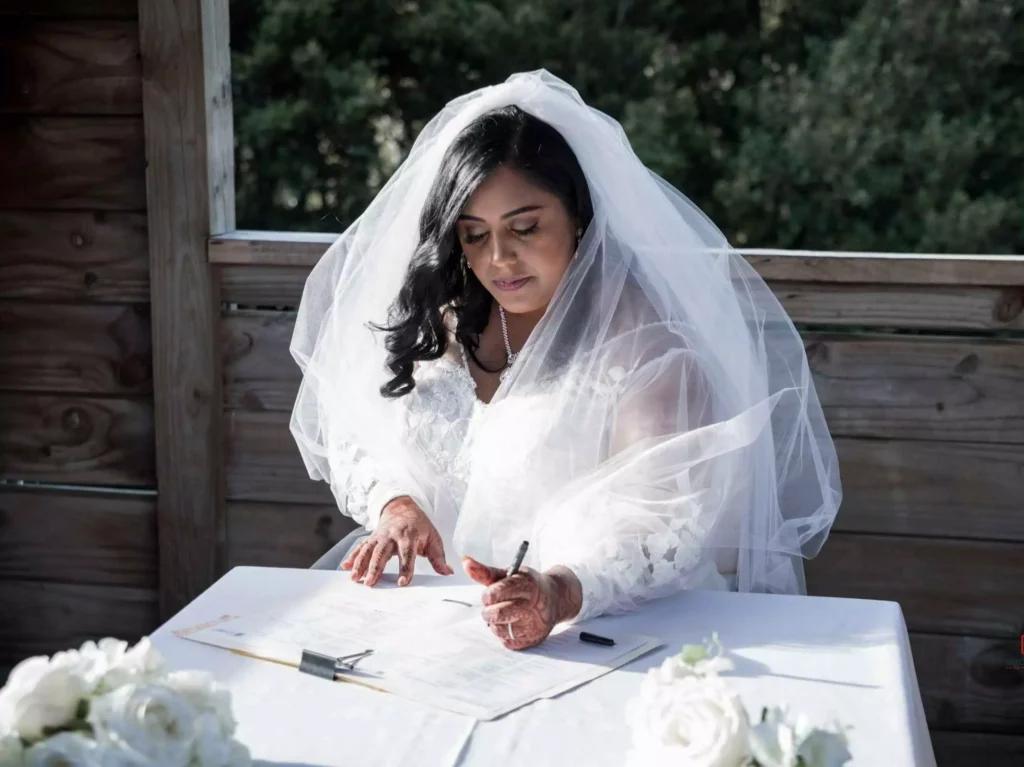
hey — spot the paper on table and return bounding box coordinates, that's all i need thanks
[177,583,469,667]
[380,618,661,719]
[177,579,661,720]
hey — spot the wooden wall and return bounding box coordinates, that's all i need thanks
[0,1,160,673]
[213,235,1024,765]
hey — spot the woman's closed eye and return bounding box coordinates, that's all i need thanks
[463,222,538,245]
[511,222,539,238]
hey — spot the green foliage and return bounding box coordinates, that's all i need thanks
[718,0,1024,252]
[231,0,1023,253]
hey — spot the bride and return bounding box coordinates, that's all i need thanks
[289,71,841,650]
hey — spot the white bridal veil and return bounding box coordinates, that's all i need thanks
[290,70,841,617]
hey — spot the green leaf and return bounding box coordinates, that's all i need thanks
[679,643,710,665]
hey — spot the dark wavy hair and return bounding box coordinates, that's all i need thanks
[375,106,594,398]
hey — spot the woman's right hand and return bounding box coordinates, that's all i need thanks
[340,496,454,587]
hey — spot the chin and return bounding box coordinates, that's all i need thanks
[493,291,548,315]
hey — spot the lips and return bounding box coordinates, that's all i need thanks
[493,276,532,292]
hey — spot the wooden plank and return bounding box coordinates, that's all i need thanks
[200,0,235,236]
[222,311,299,411]
[209,233,1024,286]
[219,264,308,307]
[0,487,156,587]
[0,580,157,668]
[0,393,154,486]
[832,438,1024,542]
[140,0,233,619]
[0,1,137,17]
[931,731,1024,767]
[224,409,1024,542]
[0,301,152,395]
[0,211,149,302]
[912,632,1024,734]
[224,409,333,505]
[223,314,1024,445]
[0,20,142,115]
[808,533,1024,638]
[0,116,145,209]
[209,231,336,266]
[746,252,1024,287]
[226,501,355,570]
[808,335,1024,444]
[774,282,1024,331]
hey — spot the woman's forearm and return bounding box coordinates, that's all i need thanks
[545,565,584,624]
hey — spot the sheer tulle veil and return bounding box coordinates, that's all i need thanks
[289,70,842,615]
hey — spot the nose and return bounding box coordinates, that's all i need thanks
[489,234,516,266]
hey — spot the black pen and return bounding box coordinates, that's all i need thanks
[506,540,529,578]
[580,631,616,647]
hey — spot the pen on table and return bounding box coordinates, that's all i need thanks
[579,631,616,647]
[506,540,529,578]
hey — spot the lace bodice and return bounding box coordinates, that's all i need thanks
[331,345,732,622]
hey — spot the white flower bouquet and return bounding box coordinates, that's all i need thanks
[0,638,250,767]
[625,635,852,767]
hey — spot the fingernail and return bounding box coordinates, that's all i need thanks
[398,577,407,587]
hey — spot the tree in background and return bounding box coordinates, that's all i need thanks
[718,0,1024,252]
[231,0,1022,253]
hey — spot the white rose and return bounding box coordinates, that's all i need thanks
[95,639,166,694]
[748,707,851,767]
[166,674,248,767]
[748,706,800,767]
[88,683,198,767]
[626,672,750,767]
[0,733,24,766]
[192,714,251,767]
[165,673,236,735]
[795,722,852,767]
[77,639,127,688]
[22,732,100,767]
[0,654,90,742]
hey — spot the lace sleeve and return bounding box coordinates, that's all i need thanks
[330,441,410,531]
[537,331,734,623]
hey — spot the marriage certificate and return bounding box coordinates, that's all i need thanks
[175,577,661,720]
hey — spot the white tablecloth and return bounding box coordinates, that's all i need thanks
[150,567,936,767]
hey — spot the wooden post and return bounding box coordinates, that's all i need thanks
[139,0,234,619]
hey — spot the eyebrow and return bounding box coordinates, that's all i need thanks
[457,204,546,222]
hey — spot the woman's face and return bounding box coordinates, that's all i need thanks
[456,166,577,316]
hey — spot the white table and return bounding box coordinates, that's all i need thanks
[151,567,936,767]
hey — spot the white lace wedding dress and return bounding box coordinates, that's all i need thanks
[327,341,737,623]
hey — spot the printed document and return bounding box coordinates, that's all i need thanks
[176,579,660,720]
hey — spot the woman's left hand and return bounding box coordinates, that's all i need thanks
[462,557,584,650]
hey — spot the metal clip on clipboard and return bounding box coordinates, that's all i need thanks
[298,649,374,681]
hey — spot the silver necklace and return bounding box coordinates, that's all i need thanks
[498,305,518,381]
